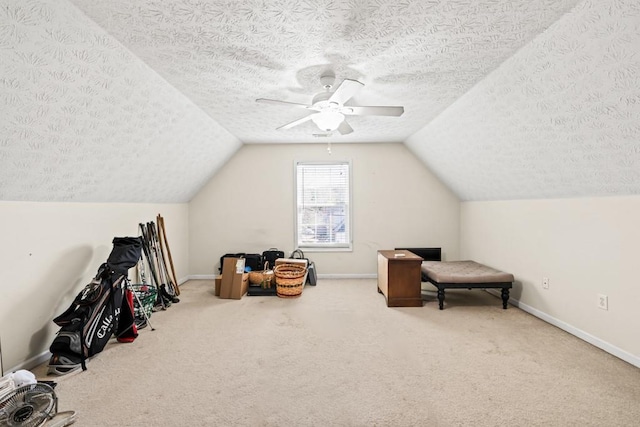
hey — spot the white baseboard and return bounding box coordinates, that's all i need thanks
[187,274,216,280]
[177,276,191,285]
[7,351,51,375]
[184,273,377,281]
[486,289,640,369]
[317,273,377,279]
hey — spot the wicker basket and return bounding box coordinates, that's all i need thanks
[274,263,307,298]
[248,262,274,288]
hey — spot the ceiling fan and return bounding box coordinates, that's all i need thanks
[256,73,404,135]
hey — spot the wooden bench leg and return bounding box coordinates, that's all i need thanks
[437,287,445,310]
[501,288,510,309]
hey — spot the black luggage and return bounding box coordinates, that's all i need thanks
[289,249,307,261]
[262,248,284,269]
[247,286,277,296]
[219,253,244,274]
[307,261,317,285]
[219,253,263,273]
[243,253,263,271]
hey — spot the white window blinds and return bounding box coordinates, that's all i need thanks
[295,161,351,249]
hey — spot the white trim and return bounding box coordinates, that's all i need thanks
[177,276,191,285]
[294,160,353,251]
[187,274,216,280]
[7,351,51,375]
[485,289,640,369]
[298,247,353,253]
[185,274,376,282]
[317,273,377,279]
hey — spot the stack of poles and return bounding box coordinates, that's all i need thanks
[158,215,179,296]
[139,214,180,311]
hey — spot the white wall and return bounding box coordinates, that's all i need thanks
[460,196,640,365]
[189,143,460,276]
[0,201,188,373]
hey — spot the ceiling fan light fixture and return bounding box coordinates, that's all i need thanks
[311,111,344,131]
[320,73,335,89]
[257,75,404,134]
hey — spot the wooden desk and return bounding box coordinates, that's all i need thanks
[377,250,423,307]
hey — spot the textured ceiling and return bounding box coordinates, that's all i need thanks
[0,0,241,202]
[66,0,582,144]
[407,0,640,200]
[1,0,638,202]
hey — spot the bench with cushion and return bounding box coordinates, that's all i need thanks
[421,260,514,310]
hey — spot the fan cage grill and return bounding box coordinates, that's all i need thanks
[0,383,57,427]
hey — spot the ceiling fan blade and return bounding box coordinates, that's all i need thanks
[343,105,404,116]
[256,98,311,109]
[277,114,314,130]
[337,120,353,135]
[328,79,364,105]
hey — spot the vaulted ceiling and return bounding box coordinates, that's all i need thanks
[1,0,639,202]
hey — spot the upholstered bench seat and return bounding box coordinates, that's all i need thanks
[421,261,514,310]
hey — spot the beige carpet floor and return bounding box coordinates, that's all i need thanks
[33,279,640,426]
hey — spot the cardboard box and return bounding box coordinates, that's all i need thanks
[274,258,308,267]
[219,258,249,299]
[242,272,249,292]
[214,276,222,296]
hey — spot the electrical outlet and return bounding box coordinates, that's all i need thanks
[542,277,549,289]
[598,294,608,310]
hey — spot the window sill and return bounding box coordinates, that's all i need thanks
[296,246,353,253]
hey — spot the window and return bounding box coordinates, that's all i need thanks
[295,161,351,250]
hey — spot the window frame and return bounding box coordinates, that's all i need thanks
[294,160,353,252]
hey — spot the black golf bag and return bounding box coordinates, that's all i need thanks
[47,237,143,375]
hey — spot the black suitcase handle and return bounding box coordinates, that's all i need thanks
[290,249,305,259]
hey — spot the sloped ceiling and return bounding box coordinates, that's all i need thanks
[0,0,241,202]
[64,0,581,145]
[406,0,640,200]
[1,0,638,203]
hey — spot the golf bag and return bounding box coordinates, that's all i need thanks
[47,237,143,375]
